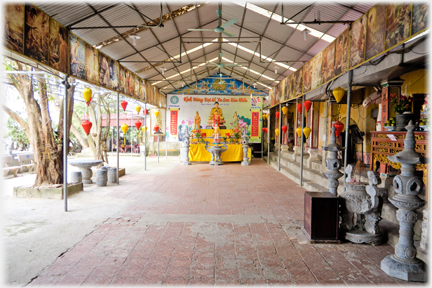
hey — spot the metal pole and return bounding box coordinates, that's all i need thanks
[116,93,119,184]
[343,70,353,186]
[111,128,113,152]
[62,76,69,212]
[157,136,160,163]
[267,111,270,164]
[278,103,281,171]
[131,114,133,155]
[144,104,147,170]
[300,96,305,186]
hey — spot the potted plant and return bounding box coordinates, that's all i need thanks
[389,93,414,131]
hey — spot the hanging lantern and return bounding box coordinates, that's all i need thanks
[154,110,160,117]
[83,87,92,106]
[275,111,280,119]
[296,127,302,137]
[121,100,128,111]
[143,109,149,115]
[296,103,302,114]
[82,120,92,135]
[282,125,288,134]
[135,121,142,130]
[275,128,279,136]
[135,105,141,114]
[332,120,344,137]
[304,100,312,112]
[121,123,129,134]
[332,87,345,103]
[262,127,266,133]
[154,125,159,132]
[303,127,311,139]
[141,126,147,132]
[282,106,288,115]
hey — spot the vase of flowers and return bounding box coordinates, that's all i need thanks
[390,93,414,131]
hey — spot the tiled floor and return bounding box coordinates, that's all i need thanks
[29,160,424,286]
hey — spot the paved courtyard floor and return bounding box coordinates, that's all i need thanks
[5,157,426,286]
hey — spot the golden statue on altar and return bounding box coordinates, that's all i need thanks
[194,111,201,130]
[207,101,226,128]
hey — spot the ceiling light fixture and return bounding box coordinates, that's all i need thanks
[303,29,310,41]
[274,66,278,74]
[129,29,140,46]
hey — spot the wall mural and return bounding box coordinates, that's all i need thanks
[289,72,296,99]
[4,4,24,54]
[85,43,98,84]
[69,33,85,79]
[349,13,367,68]
[170,75,268,96]
[322,41,335,84]
[98,53,109,88]
[311,52,323,90]
[302,60,312,94]
[412,3,428,36]
[366,5,386,60]
[24,4,49,65]
[334,28,349,77]
[49,18,68,74]
[385,4,412,51]
[295,67,303,97]
[109,59,119,91]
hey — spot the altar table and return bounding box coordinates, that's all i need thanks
[188,144,251,162]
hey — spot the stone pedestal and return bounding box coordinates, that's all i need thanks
[108,167,117,183]
[381,121,427,282]
[241,135,250,166]
[322,127,344,195]
[70,171,82,184]
[180,132,191,165]
[96,167,108,186]
[281,145,289,152]
[292,145,301,161]
[307,148,320,168]
[205,141,227,165]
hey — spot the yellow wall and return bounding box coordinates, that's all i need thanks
[401,69,428,95]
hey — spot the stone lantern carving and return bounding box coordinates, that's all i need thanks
[180,131,191,165]
[381,121,427,282]
[241,134,250,166]
[322,126,345,194]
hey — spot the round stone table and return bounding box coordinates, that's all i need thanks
[69,159,103,184]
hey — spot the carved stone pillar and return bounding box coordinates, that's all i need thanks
[241,135,250,166]
[381,121,427,282]
[180,132,191,165]
[322,126,345,195]
[307,148,320,168]
[419,209,428,254]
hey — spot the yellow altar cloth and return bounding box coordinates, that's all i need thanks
[189,144,248,162]
[199,129,231,137]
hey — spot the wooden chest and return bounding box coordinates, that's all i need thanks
[304,191,340,243]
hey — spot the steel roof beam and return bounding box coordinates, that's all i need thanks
[67,4,119,28]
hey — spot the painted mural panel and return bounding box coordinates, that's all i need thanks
[98,53,109,88]
[302,61,312,93]
[311,52,322,90]
[289,72,296,99]
[385,4,412,50]
[4,4,24,54]
[295,67,302,97]
[140,78,147,102]
[49,19,68,74]
[269,89,274,107]
[322,41,335,84]
[334,28,349,76]
[349,13,367,68]
[283,77,290,101]
[69,34,85,79]
[412,3,428,35]
[274,83,281,105]
[119,65,126,94]
[134,75,141,100]
[366,5,386,60]
[24,4,49,64]
[85,43,98,84]
[126,70,135,97]
[109,59,119,91]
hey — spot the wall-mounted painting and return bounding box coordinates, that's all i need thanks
[126,70,134,97]
[49,19,68,74]
[412,3,428,36]
[98,53,109,88]
[322,41,335,84]
[69,34,85,79]
[385,4,412,50]
[366,5,386,60]
[274,83,280,105]
[269,89,274,107]
[119,65,126,94]
[289,72,296,99]
[350,13,367,68]
[135,75,141,100]
[146,81,154,105]
[295,67,302,97]
[109,59,119,91]
[139,78,146,102]
[334,28,349,76]
[85,43,98,84]
[302,61,312,93]
[311,52,323,90]
[4,4,24,54]
[284,77,290,101]
[24,4,49,64]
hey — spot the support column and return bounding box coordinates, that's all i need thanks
[278,103,281,171]
[343,70,353,185]
[323,126,345,194]
[300,96,305,186]
[62,76,70,212]
[116,93,119,184]
[144,104,147,170]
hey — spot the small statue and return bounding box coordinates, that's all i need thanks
[214,126,220,143]
[209,101,224,120]
[233,111,239,130]
[213,110,221,128]
[194,111,201,130]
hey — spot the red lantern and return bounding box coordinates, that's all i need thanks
[332,121,344,137]
[262,127,266,133]
[135,121,142,130]
[82,120,92,135]
[121,100,128,111]
[275,111,280,119]
[143,109,149,115]
[85,96,92,106]
[296,103,302,114]
[225,133,230,137]
[304,100,312,112]
[282,125,288,134]
[154,125,159,132]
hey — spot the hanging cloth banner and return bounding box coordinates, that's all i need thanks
[250,108,261,140]
[170,108,179,137]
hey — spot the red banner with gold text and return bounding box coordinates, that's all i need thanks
[170,108,179,136]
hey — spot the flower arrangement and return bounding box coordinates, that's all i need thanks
[390,93,412,114]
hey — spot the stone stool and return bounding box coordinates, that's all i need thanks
[96,167,108,186]
[70,171,82,184]
[108,167,117,183]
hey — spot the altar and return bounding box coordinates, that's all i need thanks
[188,143,251,162]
